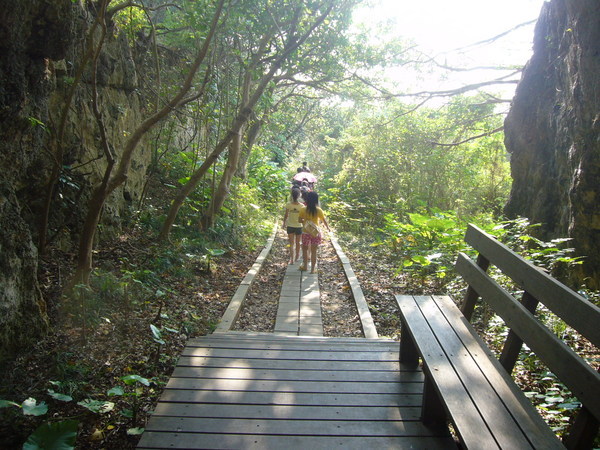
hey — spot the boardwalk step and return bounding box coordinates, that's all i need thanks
[137,335,455,449]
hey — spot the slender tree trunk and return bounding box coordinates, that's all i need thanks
[73,0,224,284]
[159,2,335,240]
[201,131,243,228]
[236,119,262,180]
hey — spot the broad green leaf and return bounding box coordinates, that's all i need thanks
[120,408,134,418]
[77,399,114,414]
[107,386,125,396]
[127,427,145,435]
[121,374,150,386]
[47,390,73,402]
[22,398,48,416]
[23,420,78,450]
[150,324,165,345]
[0,399,19,409]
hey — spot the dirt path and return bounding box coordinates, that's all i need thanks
[233,229,363,337]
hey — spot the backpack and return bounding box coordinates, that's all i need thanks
[304,220,321,237]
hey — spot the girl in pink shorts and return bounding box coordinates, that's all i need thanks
[298,191,330,274]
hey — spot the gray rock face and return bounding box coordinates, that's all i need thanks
[504,0,600,288]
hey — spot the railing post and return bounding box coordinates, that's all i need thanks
[563,367,600,449]
[499,291,539,373]
[460,253,489,321]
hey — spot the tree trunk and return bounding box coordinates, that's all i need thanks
[202,131,243,228]
[73,0,224,284]
[236,119,262,180]
[159,2,335,240]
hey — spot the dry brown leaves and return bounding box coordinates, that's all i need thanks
[234,229,363,337]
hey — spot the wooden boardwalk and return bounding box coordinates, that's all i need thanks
[137,231,455,449]
[137,333,455,449]
[274,265,323,335]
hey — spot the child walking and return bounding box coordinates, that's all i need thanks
[282,187,304,264]
[298,191,330,273]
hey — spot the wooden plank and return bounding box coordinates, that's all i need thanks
[143,416,431,435]
[151,402,422,420]
[395,295,499,449]
[464,223,600,347]
[163,379,422,395]
[215,225,277,332]
[138,433,456,450]
[172,364,410,383]
[186,338,398,350]
[563,402,600,449]
[433,294,566,449]
[164,378,415,394]
[175,356,408,372]
[456,253,600,421]
[416,295,533,449]
[329,231,378,339]
[399,314,419,367]
[200,333,395,343]
[180,347,398,361]
[159,389,420,406]
[170,366,420,383]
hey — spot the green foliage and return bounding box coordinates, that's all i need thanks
[77,399,114,414]
[22,420,78,450]
[309,94,511,228]
[246,147,289,213]
[375,210,471,282]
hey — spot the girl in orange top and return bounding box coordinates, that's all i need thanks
[298,191,330,273]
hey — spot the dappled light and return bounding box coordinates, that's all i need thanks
[2,0,599,448]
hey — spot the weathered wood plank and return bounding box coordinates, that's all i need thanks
[181,347,398,361]
[163,377,415,394]
[151,402,422,420]
[185,339,398,351]
[329,232,379,339]
[159,389,420,406]
[464,223,600,347]
[433,294,567,449]
[456,253,600,421]
[143,416,431,435]
[395,294,500,449]
[168,366,421,382]
[416,295,533,449]
[138,433,456,450]
[175,356,409,372]
[201,333,393,343]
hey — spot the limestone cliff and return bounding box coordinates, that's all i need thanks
[504,0,600,288]
[0,0,151,358]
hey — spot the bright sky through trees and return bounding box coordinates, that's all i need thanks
[359,0,548,103]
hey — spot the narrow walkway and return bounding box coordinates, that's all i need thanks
[135,230,457,449]
[136,333,455,449]
[275,265,322,335]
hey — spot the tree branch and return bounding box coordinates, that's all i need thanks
[431,126,504,146]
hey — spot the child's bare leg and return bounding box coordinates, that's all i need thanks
[310,244,317,273]
[287,233,294,263]
[295,235,301,261]
[300,243,308,270]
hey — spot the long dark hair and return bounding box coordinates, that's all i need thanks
[305,191,319,215]
[291,187,300,202]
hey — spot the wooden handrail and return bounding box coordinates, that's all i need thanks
[456,253,600,421]
[464,223,600,348]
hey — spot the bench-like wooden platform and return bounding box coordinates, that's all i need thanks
[137,333,456,449]
[396,224,600,449]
